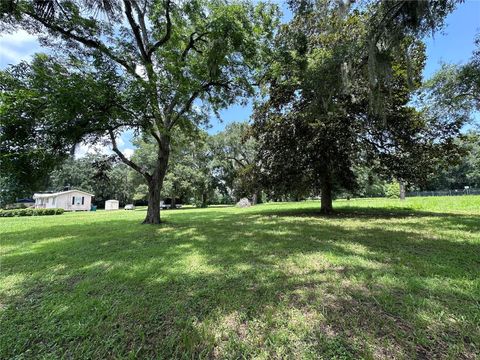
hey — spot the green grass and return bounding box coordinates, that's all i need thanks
[1,197,479,359]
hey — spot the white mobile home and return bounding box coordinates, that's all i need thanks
[105,200,119,210]
[33,190,94,211]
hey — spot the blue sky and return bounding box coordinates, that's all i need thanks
[0,0,479,153]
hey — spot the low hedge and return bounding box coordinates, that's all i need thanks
[0,208,65,217]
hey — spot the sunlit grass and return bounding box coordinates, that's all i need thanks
[1,196,479,358]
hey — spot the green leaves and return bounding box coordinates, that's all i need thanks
[253,1,468,205]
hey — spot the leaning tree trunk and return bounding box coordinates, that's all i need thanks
[320,175,333,214]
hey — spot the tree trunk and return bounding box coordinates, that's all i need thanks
[399,180,406,201]
[256,190,262,204]
[201,192,208,208]
[252,192,258,205]
[320,176,333,214]
[144,178,162,224]
[171,196,176,209]
[143,136,170,224]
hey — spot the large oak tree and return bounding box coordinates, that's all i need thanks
[253,1,465,213]
[0,0,277,223]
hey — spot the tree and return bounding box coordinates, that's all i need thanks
[48,154,136,206]
[211,122,261,203]
[420,34,480,123]
[253,2,465,213]
[1,0,278,223]
[129,130,216,207]
[161,131,216,208]
[0,59,69,200]
[422,133,480,190]
[287,0,461,113]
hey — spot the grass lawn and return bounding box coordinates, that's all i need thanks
[1,197,479,359]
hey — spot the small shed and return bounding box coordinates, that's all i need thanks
[105,200,120,211]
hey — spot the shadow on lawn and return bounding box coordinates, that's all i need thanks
[1,206,479,358]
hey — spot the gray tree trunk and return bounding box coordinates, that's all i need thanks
[143,137,169,224]
[144,178,162,224]
[399,180,406,201]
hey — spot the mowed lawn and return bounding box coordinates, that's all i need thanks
[1,197,479,359]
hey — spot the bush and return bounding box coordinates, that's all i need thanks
[385,182,400,198]
[0,208,65,217]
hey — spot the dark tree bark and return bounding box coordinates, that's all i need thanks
[142,136,170,224]
[256,190,262,204]
[171,196,176,209]
[320,175,333,214]
[201,192,208,208]
[144,178,162,224]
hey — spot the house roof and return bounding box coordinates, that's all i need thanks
[16,198,35,203]
[33,189,94,199]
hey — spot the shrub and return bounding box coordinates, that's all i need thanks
[0,208,65,217]
[385,182,400,198]
[0,210,14,217]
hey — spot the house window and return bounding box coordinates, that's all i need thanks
[72,196,75,205]
[81,197,85,205]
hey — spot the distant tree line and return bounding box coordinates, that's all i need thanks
[2,122,477,208]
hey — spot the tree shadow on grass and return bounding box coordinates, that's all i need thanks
[253,204,480,234]
[0,206,479,358]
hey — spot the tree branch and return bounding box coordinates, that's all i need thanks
[132,0,149,47]
[26,11,145,83]
[226,156,247,168]
[167,80,230,129]
[181,32,208,62]
[147,0,172,57]
[123,0,148,61]
[109,130,151,180]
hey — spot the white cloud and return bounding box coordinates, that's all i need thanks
[0,30,40,66]
[74,141,111,159]
[1,30,37,43]
[74,134,133,159]
[123,148,134,159]
[135,64,148,79]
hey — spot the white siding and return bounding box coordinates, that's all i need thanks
[35,191,92,211]
[105,200,119,210]
[61,191,92,211]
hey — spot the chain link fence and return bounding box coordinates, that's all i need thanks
[406,188,480,197]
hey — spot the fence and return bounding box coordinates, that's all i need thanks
[406,188,480,197]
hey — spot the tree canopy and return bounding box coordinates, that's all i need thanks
[1,0,476,215]
[0,0,278,223]
[253,1,466,213]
